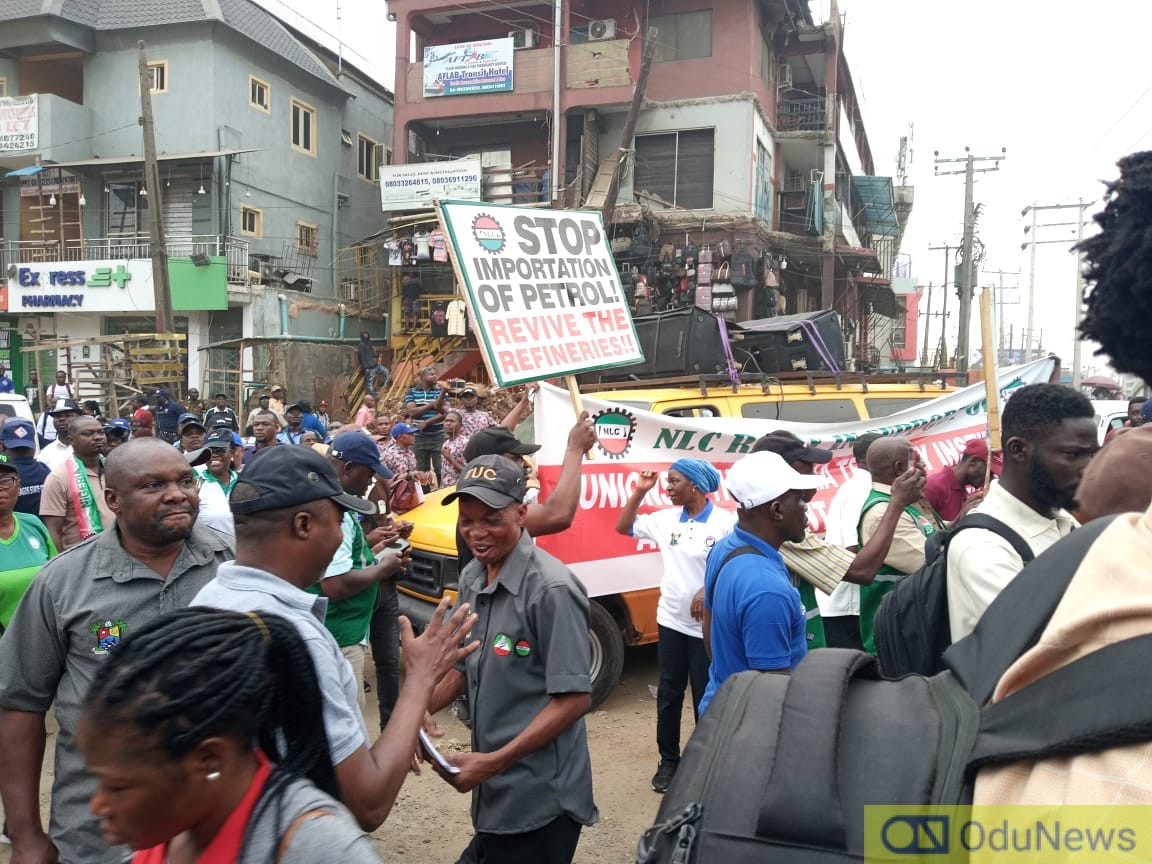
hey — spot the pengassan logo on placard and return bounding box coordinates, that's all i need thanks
[471,213,505,254]
[592,409,636,458]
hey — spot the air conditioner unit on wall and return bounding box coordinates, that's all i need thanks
[778,63,793,90]
[588,19,617,41]
[509,29,538,49]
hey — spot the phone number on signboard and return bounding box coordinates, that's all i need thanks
[383,176,478,189]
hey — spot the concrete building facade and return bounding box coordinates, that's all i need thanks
[0,0,394,406]
[384,0,914,371]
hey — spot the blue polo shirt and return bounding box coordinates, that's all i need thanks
[699,526,807,714]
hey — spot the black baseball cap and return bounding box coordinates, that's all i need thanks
[442,455,527,509]
[230,445,375,515]
[751,430,832,464]
[204,430,235,448]
[463,427,541,462]
[0,453,19,475]
[179,418,206,434]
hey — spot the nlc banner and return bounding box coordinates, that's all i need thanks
[532,358,1057,598]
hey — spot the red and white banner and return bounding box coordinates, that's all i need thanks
[533,358,1058,598]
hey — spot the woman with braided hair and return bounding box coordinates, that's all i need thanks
[77,607,381,864]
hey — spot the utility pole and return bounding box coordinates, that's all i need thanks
[934,147,1006,374]
[1020,200,1093,368]
[920,282,933,367]
[138,41,173,335]
[598,27,657,223]
[984,268,1020,367]
[927,243,953,367]
[1072,197,1090,389]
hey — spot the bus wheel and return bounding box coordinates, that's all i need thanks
[589,600,625,709]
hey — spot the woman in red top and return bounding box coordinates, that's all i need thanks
[78,608,381,864]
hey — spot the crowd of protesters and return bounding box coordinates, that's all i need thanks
[3,153,1152,862]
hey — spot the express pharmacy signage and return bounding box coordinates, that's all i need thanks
[4,261,154,312]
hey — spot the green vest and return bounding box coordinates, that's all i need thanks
[795,578,826,649]
[306,517,379,647]
[855,489,940,655]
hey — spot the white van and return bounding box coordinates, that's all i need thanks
[0,394,34,425]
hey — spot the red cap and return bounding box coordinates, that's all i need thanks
[962,438,990,459]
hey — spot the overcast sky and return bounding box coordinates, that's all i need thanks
[264,0,1150,376]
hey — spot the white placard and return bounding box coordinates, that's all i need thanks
[379,160,482,212]
[0,96,37,153]
[438,201,644,386]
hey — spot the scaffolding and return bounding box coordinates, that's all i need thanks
[21,332,187,414]
[197,335,366,422]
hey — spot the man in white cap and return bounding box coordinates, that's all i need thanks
[698,451,821,714]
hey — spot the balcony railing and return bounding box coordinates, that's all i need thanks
[0,235,251,286]
[778,97,826,132]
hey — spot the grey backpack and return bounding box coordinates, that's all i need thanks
[637,517,1150,863]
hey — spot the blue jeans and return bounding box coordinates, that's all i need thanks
[363,364,390,393]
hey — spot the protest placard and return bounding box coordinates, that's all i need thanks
[436,200,645,387]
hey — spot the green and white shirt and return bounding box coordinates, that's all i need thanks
[0,513,55,629]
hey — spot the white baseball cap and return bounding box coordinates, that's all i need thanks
[725,451,822,509]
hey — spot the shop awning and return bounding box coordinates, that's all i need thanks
[3,165,46,178]
[35,148,260,168]
[851,175,901,238]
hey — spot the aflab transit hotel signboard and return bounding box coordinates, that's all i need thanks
[423,38,515,97]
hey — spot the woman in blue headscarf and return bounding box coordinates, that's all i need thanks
[615,458,736,794]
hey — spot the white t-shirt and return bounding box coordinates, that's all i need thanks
[631,501,736,638]
[194,468,236,536]
[818,467,872,617]
[38,440,73,471]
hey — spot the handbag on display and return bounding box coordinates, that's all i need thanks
[711,262,737,313]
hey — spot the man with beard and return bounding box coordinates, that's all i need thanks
[946,382,1097,641]
[0,439,233,864]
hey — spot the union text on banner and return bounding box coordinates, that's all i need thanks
[530,359,1057,599]
[437,200,645,386]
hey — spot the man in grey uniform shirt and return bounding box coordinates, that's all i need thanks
[192,445,479,832]
[0,439,233,864]
[427,455,598,864]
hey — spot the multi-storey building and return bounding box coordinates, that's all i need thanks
[0,0,393,402]
[383,0,913,371]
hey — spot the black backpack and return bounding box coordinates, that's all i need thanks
[874,514,1033,679]
[729,249,758,289]
[637,517,1139,864]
